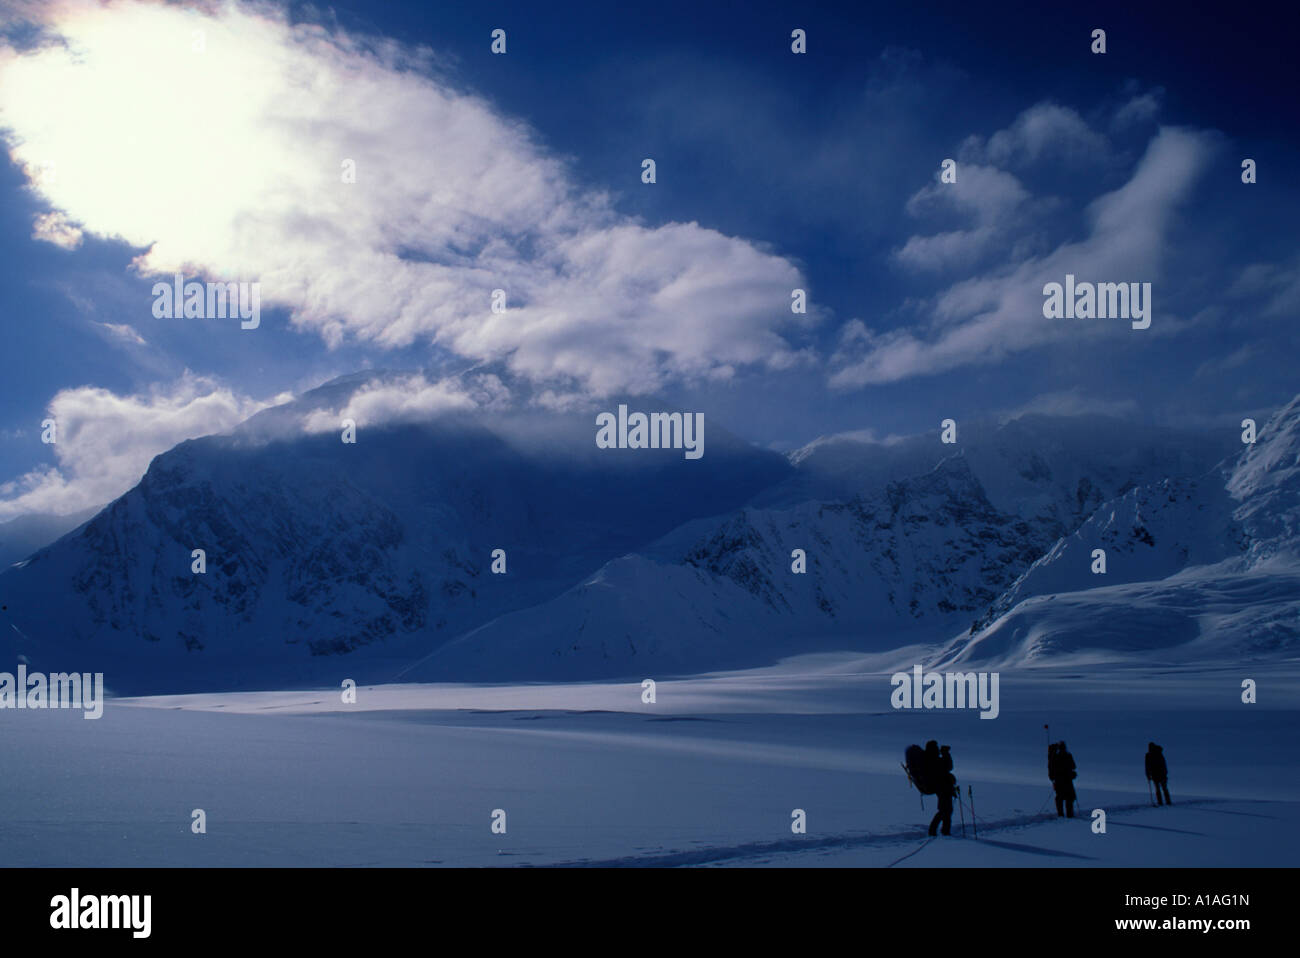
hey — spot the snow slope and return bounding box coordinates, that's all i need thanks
[938,396,1300,667]
[1,373,1294,688]
[775,414,1234,533]
[1228,394,1300,564]
[1,659,1294,867]
[419,401,1295,680]
[414,456,1057,680]
[0,373,789,692]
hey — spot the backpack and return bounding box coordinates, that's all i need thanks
[903,744,936,795]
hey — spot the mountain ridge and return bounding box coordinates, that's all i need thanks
[1,372,1292,688]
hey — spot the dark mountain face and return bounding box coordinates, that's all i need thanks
[0,399,790,693]
[2,371,1289,690]
[418,402,1299,680]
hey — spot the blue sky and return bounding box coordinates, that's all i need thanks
[0,0,1297,518]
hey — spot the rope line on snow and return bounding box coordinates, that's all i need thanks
[885,837,935,868]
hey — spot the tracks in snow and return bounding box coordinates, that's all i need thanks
[553,799,1218,868]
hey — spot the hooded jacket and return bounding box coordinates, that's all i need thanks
[1145,743,1168,781]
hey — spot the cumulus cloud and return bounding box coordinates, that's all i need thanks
[300,372,511,433]
[1113,92,1163,129]
[0,372,277,520]
[963,102,1110,167]
[31,210,83,249]
[832,126,1216,388]
[0,0,811,401]
[893,163,1032,272]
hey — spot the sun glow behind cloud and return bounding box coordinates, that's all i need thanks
[0,0,814,400]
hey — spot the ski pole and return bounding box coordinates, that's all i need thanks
[957,788,966,837]
[1037,789,1054,815]
[968,785,977,838]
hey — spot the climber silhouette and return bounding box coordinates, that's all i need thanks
[1145,742,1172,806]
[925,741,957,837]
[1048,741,1077,818]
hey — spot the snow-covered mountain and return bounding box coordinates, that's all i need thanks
[1228,394,1300,564]
[959,474,1245,636]
[411,455,1057,679]
[2,371,1293,688]
[771,414,1235,535]
[934,396,1300,668]
[414,410,1267,680]
[0,373,789,691]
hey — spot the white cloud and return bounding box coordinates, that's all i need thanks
[832,127,1215,388]
[0,0,811,400]
[93,321,147,345]
[1113,92,1162,129]
[893,164,1031,271]
[996,388,1140,423]
[300,372,511,433]
[965,102,1110,167]
[1230,255,1300,318]
[790,426,912,461]
[31,210,82,249]
[0,372,275,520]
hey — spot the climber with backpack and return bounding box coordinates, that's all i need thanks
[903,740,958,836]
[1145,742,1172,806]
[1048,741,1077,818]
